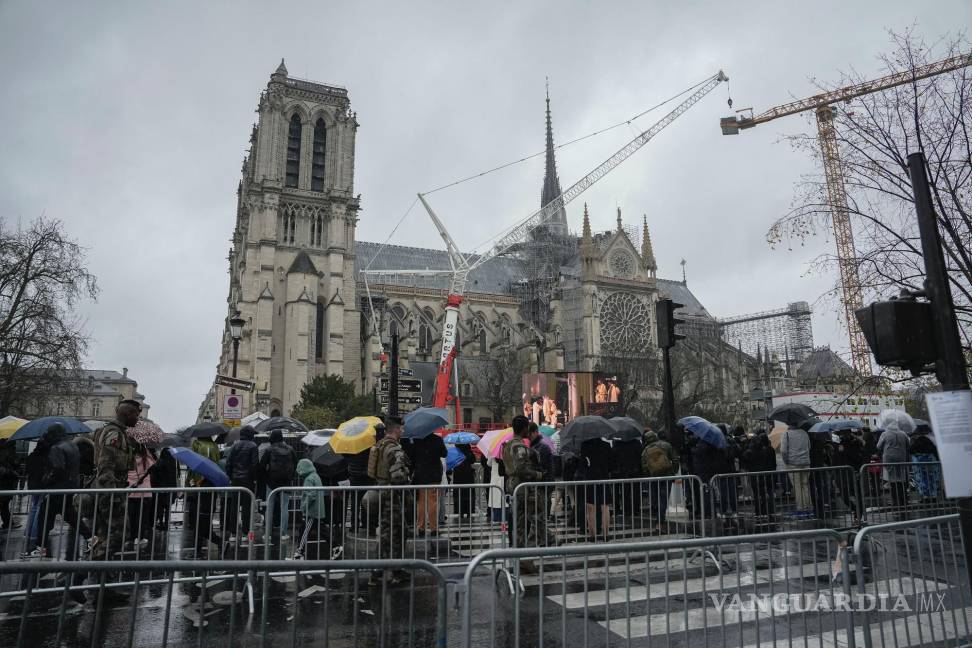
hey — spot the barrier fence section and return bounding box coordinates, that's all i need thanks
[263,484,506,566]
[850,513,970,648]
[709,466,860,536]
[859,461,955,526]
[461,529,853,647]
[0,558,447,648]
[510,475,706,550]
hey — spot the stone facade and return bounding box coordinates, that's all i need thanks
[209,60,361,418]
[22,368,149,422]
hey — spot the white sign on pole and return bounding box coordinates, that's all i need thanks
[223,393,243,420]
[925,390,972,498]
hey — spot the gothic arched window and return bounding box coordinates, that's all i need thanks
[285,114,302,188]
[479,327,487,355]
[311,119,326,192]
[419,323,433,353]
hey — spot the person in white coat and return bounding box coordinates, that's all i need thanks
[487,455,506,523]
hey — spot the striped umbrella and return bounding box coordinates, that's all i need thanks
[0,416,28,440]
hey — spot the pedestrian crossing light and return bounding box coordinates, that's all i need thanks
[656,299,686,349]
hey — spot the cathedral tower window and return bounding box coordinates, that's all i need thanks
[285,114,302,188]
[310,214,324,247]
[311,119,326,192]
[479,328,487,355]
[315,300,325,360]
[418,322,433,353]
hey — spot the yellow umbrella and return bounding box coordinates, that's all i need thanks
[330,416,383,455]
[0,416,28,440]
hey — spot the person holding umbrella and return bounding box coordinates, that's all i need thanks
[772,405,814,515]
[450,444,476,518]
[260,429,297,538]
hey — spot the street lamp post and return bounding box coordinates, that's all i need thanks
[229,313,246,395]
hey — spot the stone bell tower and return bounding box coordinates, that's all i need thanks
[214,60,361,417]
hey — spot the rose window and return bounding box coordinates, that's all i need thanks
[599,292,651,355]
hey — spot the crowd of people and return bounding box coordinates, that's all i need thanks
[0,400,943,590]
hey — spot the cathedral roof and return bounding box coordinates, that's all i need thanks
[656,279,711,319]
[796,347,855,380]
[288,250,319,275]
[354,241,521,294]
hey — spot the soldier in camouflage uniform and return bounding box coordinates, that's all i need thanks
[89,399,141,560]
[503,415,548,570]
[367,416,412,586]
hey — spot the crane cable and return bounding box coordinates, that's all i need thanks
[423,73,719,196]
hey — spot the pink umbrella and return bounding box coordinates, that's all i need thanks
[533,435,556,453]
[477,427,513,459]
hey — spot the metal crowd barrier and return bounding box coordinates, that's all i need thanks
[0,558,447,648]
[461,528,851,647]
[263,483,507,567]
[510,475,705,549]
[0,487,257,593]
[709,466,860,535]
[859,461,955,526]
[850,513,970,648]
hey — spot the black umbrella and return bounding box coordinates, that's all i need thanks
[147,435,185,450]
[768,403,818,429]
[310,445,350,481]
[560,415,614,453]
[254,416,308,434]
[185,421,229,438]
[607,416,643,442]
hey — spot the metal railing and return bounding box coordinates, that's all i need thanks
[0,558,446,648]
[510,475,705,549]
[263,483,507,566]
[859,461,955,525]
[709,466,861,535]
[461,528,851,647]
[850,513,970,648]
[0,487,257,577]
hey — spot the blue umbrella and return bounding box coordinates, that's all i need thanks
[169,447,230,486]
[808,419,862,436]
[443,431,479,444]
[403,407,449,439]
[446,445,465,470]
[678,416,727,449]
[11,416,91,441]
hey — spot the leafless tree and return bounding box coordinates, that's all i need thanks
[0,217,98,416]
[769,30,972,354]
[466,348,526,423]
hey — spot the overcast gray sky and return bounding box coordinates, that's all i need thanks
[1,1,968,432]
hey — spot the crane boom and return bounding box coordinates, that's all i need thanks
[468,70,729,273]
[720,52,972,376]
[725,53,972,130]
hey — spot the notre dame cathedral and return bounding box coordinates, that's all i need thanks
[200,61,789,425]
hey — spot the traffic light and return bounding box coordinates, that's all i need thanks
[855,299,937,374]
[656,299,686,349]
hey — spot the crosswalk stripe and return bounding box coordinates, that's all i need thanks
[551,561,837,609]
[596,578,952,638]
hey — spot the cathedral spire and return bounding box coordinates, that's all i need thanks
[273,58,289,78]
[581,203,592,241]
[540,78,569,237]
[641,214,657,274]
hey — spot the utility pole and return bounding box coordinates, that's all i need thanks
[908,151,972,582]
[389,332,400,419]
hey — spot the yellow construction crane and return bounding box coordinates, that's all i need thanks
[721,53,972,376]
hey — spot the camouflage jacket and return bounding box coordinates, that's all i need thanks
[92,420,136,489]
[502,437,544,494]
[370,437,411,486]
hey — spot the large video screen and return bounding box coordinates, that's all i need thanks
[522,372,624,426]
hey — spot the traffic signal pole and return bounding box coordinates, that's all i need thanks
[662,345,677,438]
[908,151,972,584]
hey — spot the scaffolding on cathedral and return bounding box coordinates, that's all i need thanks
[718,302,814,370]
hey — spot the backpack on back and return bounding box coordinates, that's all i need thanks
[642,442,675,477]
[267,447,293,484]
